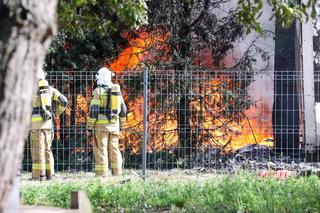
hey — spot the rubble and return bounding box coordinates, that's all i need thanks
[183,144,320,175]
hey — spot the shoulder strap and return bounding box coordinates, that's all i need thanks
[106,87,111,109]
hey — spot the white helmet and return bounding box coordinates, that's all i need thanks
[96,67,114,86]
[37,68,46,80]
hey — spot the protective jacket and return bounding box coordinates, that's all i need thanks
[31,79,68,129]
[29,79,68,180]
[87,84,127,132]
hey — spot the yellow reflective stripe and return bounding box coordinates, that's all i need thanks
[95,164,106,171]
[52,89,62,101]
[33,163,45,170]
[90,100,100,105]
[96,120,110,124]
[32,116,43,122]
[87,117,96,123]
[32,164,40,169]
[119,117,126,122]
[45,164,51,170]
[57,105,65,111]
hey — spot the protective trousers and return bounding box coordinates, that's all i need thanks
[30,129,54,179]
[93,130,122,176]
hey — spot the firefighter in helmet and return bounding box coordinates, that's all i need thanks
[87,67,127,177]
[29,68,68,180]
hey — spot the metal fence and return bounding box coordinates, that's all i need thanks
[22,69,320,175]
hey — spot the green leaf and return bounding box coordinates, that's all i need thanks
[73,0,87,7]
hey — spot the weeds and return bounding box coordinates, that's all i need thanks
[20,172,320,213]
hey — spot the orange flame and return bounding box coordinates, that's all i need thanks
[105,29,273,152]
[109,29,169,73]
[229,103,273,150]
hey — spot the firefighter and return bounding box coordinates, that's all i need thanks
[87,67,127,177]
[29,68,68,180]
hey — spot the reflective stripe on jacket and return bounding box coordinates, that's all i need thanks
[87,84,127,132]
[30,81,68,130]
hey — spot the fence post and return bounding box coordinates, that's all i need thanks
[142,68,148,179]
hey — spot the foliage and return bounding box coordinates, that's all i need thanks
[45,0,148,71]
[45,31,121,71]
[58,0,148,38]
[47,0,318,70]
[145,0,250,70]
[21,173,320,213]
[238,0,317,33]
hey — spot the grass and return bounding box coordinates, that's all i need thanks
[20,171,320,213]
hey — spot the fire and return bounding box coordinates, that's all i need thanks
[119,96,179,154]
[109,29,169,73]
[120,96,144,154]
[188,76,273,151]
[229,103,273,150]
[75,89,92,125]
[75,95,88,124]
[54,105,71,140]
[86,29,274,153]
[148,110,178,152]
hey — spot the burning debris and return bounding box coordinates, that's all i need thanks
[185,144,320,176]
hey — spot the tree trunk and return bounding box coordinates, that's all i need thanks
[176,80,192,157]
[0,0,57,210]
[172,2,194,164]
[175,25,193,162]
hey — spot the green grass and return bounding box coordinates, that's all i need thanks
[20,172,320,213]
